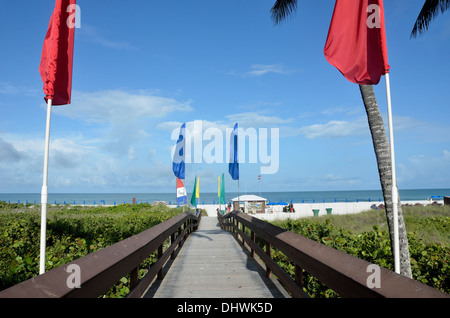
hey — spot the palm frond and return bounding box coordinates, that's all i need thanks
[271,0,298,25]
[411,0,450,38]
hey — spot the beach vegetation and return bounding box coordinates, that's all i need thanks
[269,204,449,297]
[0,202,186,296]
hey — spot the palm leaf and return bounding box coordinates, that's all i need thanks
[271,0,298,24]
[411,0,450,38]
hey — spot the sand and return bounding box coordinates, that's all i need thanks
[193,199,440,222]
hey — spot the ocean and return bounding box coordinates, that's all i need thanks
[1,189,449,206]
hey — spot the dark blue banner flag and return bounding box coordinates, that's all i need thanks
[228,123,239,180]
[173,123,185,179]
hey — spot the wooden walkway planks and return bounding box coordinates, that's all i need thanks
[144,216,289,298]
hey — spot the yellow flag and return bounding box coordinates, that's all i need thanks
[196,176,200,198]
[218,176,220,197]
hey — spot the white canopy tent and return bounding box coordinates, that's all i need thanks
[231,195,267,214]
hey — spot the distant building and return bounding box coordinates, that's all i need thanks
[231,195,267,214]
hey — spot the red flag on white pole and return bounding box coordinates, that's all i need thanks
[324,0,400,274]
[39,0,76,105]
[39,0,76,274]
[324,0,390,85]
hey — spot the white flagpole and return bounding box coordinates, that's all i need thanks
[40,98,53,274]
[238,179,240,212]
[385,73,400,274]
[218,176,221,213]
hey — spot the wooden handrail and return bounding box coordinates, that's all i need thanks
[218,210,448,298]
[0,211,201,298]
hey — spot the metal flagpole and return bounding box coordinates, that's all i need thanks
[40,98,53,274]
[385,73,400,274]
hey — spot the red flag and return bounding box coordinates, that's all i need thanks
[324,0,390,85]
[39,0,76,105]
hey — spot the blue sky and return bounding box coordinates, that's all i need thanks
[0,0,449,194]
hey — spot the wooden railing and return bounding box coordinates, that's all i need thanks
[0,211,201,298]
[218,210,448,298]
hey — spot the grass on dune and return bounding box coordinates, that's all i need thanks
[299,204,449,246]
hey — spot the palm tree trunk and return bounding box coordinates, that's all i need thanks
[359,84,412,278]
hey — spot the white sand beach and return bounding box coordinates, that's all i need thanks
[194,199,441,222]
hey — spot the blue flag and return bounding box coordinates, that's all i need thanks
[173,123,185,179]
[229,123,239,180]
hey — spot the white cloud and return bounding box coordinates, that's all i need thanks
[0,81,40,97]
[320,106,362,116]
[297,117,368,139]
[225,112,293,129]
[228,64,296,77]
[323,174,361,185]
[444,150,450,160]
[0,89,196,192]
[397,150,450,188]
[0,137,24,162]
[246,64,292,76]
[53,89,193,125]
[79,24,139,51]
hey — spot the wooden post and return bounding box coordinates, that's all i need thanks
[295,264,303,288]
[171,233,176,259]
[157,244,163,280]
[250,231,255,258]
[130,266,139,290]
[266,242,271,278]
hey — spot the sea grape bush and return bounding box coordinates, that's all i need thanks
[1,202,447,298]
[0,202,183,295]
[271,217,449,297]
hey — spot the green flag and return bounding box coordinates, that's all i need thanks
[219,173,226,205]
[190,176,198,207]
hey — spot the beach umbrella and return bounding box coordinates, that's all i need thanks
[38,0,77,274]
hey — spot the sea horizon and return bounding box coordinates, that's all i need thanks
[1,188,449,206]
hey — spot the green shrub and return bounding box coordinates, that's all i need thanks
[272,213,449,297]
[0,203,182,294]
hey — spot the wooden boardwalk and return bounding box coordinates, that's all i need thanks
[144,216,289,298]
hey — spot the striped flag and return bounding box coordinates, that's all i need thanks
[176,178,187,206]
